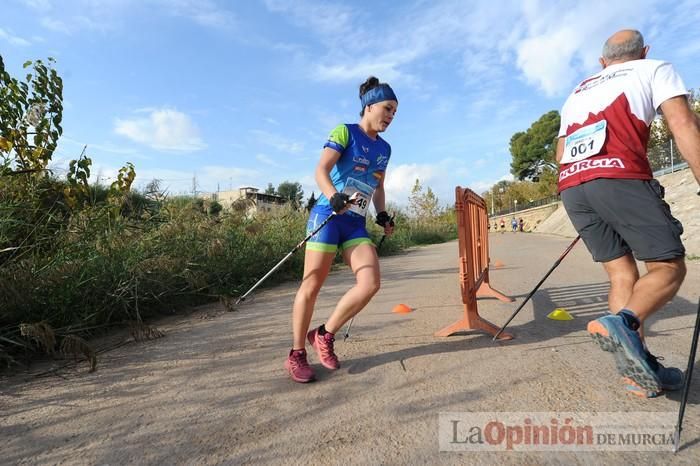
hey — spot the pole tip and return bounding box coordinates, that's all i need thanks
[673,429,681,453]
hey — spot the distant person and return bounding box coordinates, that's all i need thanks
[285,76,398,383]
[518,217,524,232]
[499,218,506,234]
[511,216,518,232]
[557,29,700,397]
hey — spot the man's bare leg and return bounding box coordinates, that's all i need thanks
[602,253,640,313]
[625,257,686,321]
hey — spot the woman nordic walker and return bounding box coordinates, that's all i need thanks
[285,77,398,383]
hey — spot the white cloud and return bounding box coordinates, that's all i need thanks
[265,0,672,98]
[26,0,235,34]
[163,0,236,29]
[384,163,437,202]
[0,27,31,46]
[379,154,519,207]
[314,61,406,84]
[60,136,142,157]
[263,0,359,47]
[249,129,304,154]
[20,0,52,11]
[114,108,206,152]
[40,17,72,34]
[470,173,514,195]
[255,153,284,168]
[513,0,662,96]
[516,29,581,97]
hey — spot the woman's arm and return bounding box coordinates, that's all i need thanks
[315,147,342,200]
[372,175,386,213]
[372,175,394,235]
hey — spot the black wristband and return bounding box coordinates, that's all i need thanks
[330,192,350,213]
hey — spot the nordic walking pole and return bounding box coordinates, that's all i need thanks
[235,212,336,305]
[343,313,356,342]
[673,297,700,453]
[492,235,581,341]
[344,213,395,341]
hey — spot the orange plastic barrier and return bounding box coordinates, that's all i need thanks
[435,187,514,339]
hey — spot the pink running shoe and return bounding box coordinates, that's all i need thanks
[307,327,340,370]
[285,349,315,383]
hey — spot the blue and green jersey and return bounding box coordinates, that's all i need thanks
[315,123,391,217]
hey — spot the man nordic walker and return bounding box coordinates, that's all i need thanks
[556,29,700,397]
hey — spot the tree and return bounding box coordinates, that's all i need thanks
[483,175,558,215]
[647,88,700,171]
[510,110,560,180]
[408,179,440,219]
[264,182,276,195]
[0,56,63,175]
[276,180,304,208]
[305,191,317,212]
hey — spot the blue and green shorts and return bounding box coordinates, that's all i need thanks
[306,205,373,253]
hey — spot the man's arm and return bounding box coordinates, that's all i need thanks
[660,95,700,185]
[555,137,565,164]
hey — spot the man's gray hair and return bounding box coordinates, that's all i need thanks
[602,30,645,60]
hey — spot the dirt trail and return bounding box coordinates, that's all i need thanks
[2,234,699,465]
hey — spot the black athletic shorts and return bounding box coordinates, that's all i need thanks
[561,178,685,262]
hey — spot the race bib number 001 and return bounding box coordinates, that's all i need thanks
[561,120,607,165]
[342,177,374,217]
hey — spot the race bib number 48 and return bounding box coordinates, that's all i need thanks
[342,177,374,216]
[561,120,607,165]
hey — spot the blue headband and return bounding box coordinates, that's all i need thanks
[360,84,397,109]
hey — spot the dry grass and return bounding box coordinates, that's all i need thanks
[60,335,97,372]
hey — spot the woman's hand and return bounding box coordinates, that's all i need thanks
[375,211,394,236]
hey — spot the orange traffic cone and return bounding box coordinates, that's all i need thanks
[392,304,412,314]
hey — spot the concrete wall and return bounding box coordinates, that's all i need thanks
[488,202,559,232]
[528,202,578,237]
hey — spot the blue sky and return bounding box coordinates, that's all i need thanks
[2,0,699,206]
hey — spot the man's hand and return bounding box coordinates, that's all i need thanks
[375,211,395,236]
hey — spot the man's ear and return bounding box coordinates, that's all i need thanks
[641,45,650,59]
[599,56,607,69]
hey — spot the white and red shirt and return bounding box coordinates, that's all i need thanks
[557,59,688,192]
